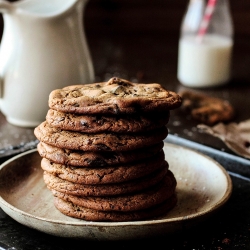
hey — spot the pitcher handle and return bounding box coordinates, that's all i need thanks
[0,0,12,13]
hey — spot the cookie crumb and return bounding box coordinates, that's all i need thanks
[222,238,231,245]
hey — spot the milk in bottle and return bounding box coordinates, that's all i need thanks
[177,0,234,88]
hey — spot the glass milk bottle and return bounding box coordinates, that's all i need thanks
[177,0,234,88]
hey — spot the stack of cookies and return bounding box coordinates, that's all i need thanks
[34,77,182,222]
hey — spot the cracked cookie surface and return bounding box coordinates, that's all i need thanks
[48,77,182,115]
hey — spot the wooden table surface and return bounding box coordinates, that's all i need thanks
[0,1,250,249]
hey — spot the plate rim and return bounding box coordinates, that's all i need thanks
[0,143,233,228]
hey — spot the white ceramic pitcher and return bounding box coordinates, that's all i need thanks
[0,0,94,127]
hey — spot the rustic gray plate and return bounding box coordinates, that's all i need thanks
[0,143,232,240]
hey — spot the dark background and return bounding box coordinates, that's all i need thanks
[2,0,250,83]
[83,0,250,85]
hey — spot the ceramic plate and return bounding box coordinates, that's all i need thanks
[0,143,232,240]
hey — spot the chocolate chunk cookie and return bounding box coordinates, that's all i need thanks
[34,121,168,151]
[46,109,170,133]
[37,141,164,167]
[43,165,169,196]
[48,77,182,115]
[53,194,177,222]
[51,170,176,212]
[179,91,235,125]
[41,150,166,184]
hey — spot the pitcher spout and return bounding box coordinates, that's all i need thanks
[0,0,13,13]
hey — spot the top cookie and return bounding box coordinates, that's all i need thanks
[48,77,182,115]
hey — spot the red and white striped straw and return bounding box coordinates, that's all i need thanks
[196,0,218,42]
